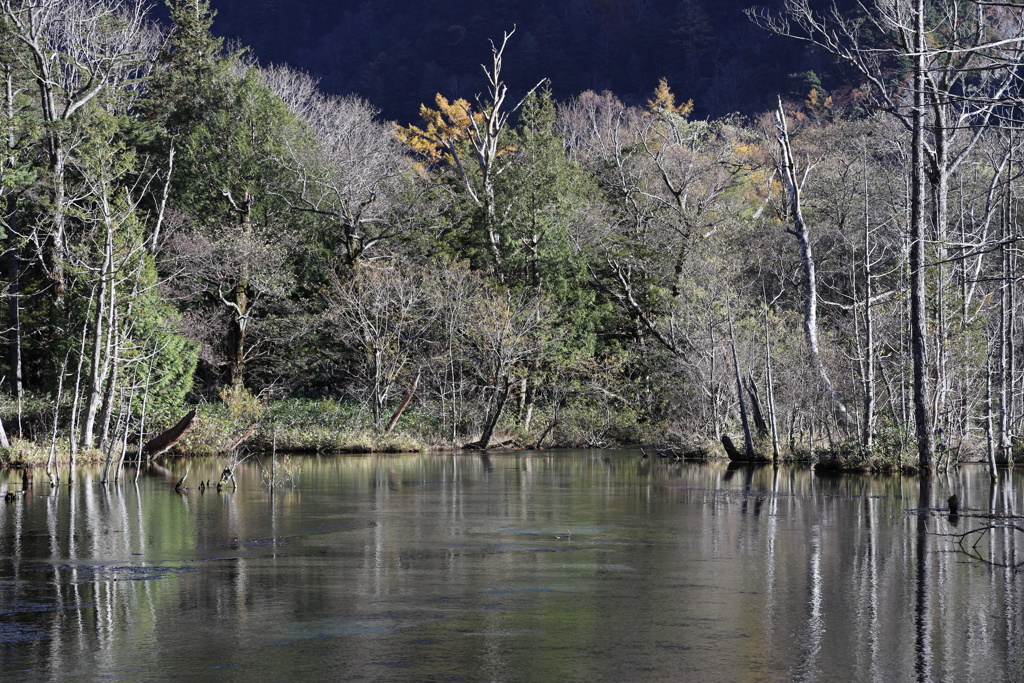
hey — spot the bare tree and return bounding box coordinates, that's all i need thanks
[264,65,419,270]
[747,0,1024,468]
[396,28,543,279]
[326,263,432,430]
[772,96,853,426]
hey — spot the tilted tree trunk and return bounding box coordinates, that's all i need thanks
[385,370,421,434]
[142,409,198,459]
[744,374,770,440]
[475,376,512,450]
[729,311,755,459]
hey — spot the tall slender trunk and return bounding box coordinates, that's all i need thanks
[986,351,998,481]
[371,348,384,429]
[230,273,248,390]
[862,163,876,453]
[227,192,252,391]
[930,115,950,442]
[97,315,120,452]
[48,134,67,301]
[710,323,721,437]
[729,310,755,459]
[45,351,70,486]
[998,192,1013,464]
[81,216,115,448]
[67,306,93,485]
[1006,160,1017,462]
[7,221,21,429]
[763,306,780,462]
[80,278,107,448]
[910,0,935,470]
[4,65,22,431]
[775,97,851,426]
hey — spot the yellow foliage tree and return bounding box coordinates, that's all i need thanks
[805,87,834,118]
[394,94,484,167]
[646,77,694,118]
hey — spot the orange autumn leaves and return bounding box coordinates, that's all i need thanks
[394,94,489,168]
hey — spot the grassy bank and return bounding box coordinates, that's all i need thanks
[0,395,972,474]
[0,393,659,469]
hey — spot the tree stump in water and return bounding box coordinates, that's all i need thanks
[174,463,191,492]
[217,467,235,491]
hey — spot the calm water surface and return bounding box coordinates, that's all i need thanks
[1,450,1022,682]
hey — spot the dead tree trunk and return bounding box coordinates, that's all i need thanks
[774,97,852,427]
[909,0,935,470]
[142,409,197,459]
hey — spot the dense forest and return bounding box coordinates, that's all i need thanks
[1,0,1023,479]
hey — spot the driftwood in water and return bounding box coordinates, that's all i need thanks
[464,437,524,451]
[143,409,197,458]
[216,466,237,491]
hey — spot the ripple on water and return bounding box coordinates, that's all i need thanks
[0,621,48,643]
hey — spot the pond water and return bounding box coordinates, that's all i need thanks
[0,450,1022,682]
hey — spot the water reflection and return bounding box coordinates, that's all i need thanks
[1,453,1022,681]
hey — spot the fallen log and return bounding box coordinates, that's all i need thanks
[143,409,197,458]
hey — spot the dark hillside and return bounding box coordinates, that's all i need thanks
[152,0,860,122]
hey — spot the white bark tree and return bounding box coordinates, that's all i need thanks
[0,0,158,300]
[747,0,1024,469]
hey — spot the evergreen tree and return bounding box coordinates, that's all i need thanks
[143,0,226,131]
[499,89,603,350]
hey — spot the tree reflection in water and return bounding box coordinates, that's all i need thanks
[0,453,1021,681]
